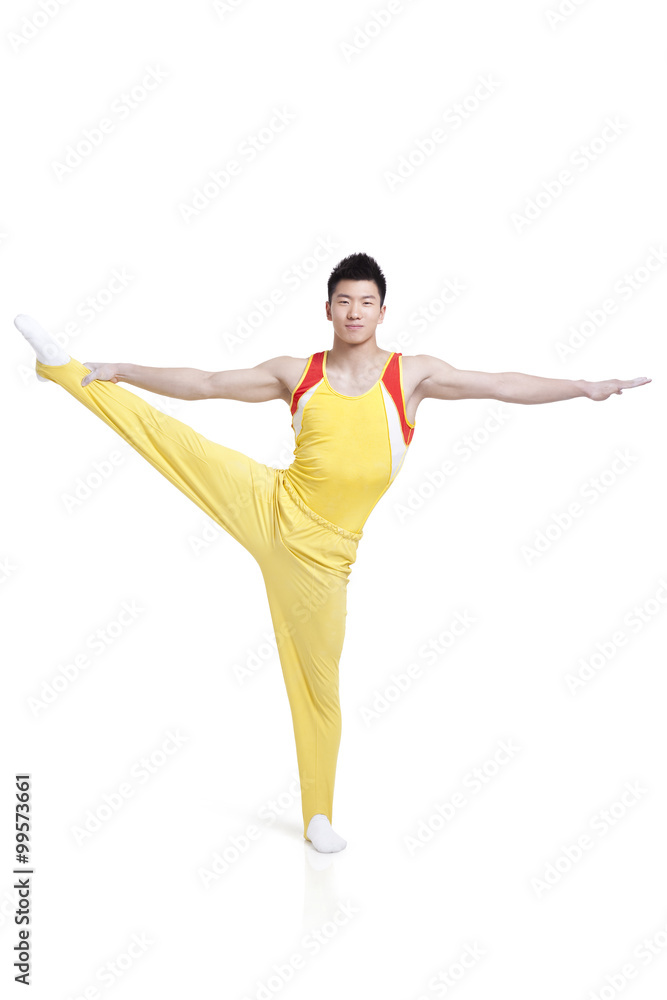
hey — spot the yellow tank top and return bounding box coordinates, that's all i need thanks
[284,350,415,534]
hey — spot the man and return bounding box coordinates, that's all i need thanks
[14,252,650,853]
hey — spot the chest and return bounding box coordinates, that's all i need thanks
[298,388,387,444]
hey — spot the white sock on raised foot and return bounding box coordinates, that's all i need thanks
[14,314,70,379]
[306,814,347,853]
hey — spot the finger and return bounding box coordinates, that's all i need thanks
[622,377,651,388]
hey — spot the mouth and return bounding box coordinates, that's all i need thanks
[345,324,363,329]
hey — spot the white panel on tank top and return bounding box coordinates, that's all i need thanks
[292,380,323,441]
[380,382,409,483]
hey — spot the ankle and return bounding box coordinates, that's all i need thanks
[305,814,347,853]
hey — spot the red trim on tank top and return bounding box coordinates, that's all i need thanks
[290,352,324,416]
[381,352,415,445]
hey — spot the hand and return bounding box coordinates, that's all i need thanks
[81,362,121,387]
[584,376,652,401]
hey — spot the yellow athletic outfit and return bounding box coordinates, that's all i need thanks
[35,350,415,838]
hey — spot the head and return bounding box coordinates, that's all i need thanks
[325,252,387,347]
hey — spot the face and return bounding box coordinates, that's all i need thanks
[325,279,386,345]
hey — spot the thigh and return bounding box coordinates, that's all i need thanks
[263,547,350,699]
[258,487,360,681]
[36,355,276,554]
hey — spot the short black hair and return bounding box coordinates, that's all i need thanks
[328,252,387,307]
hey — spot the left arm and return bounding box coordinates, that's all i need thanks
[412,355,651,404]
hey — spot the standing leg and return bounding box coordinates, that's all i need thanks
[259,475,361,851]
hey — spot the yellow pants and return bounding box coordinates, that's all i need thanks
[35,357,362,839]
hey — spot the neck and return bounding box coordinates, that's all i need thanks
[328,335,387,372]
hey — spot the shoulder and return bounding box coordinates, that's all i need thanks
[398,354,460,404]
[256,354,317,402]
[257,355,311,380]
[399,353,454,383]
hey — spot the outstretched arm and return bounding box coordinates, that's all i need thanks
[412,355,651,404]
[80,356,296,403]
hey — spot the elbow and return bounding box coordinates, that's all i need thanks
[193,371,212,400]
[489,376,511,403]
[489,374,528,404]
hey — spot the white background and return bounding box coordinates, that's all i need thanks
[1,0,666,997]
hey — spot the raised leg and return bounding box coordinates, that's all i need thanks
[29,353,272,555]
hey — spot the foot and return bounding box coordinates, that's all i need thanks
[306,814,347,853]
[14,314,70,379]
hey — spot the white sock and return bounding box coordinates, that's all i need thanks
[306,814,347,853]
[14,314,70,379]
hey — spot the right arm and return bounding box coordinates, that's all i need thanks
[81,356,302,404]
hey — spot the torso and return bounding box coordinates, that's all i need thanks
[283,350,416,535]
